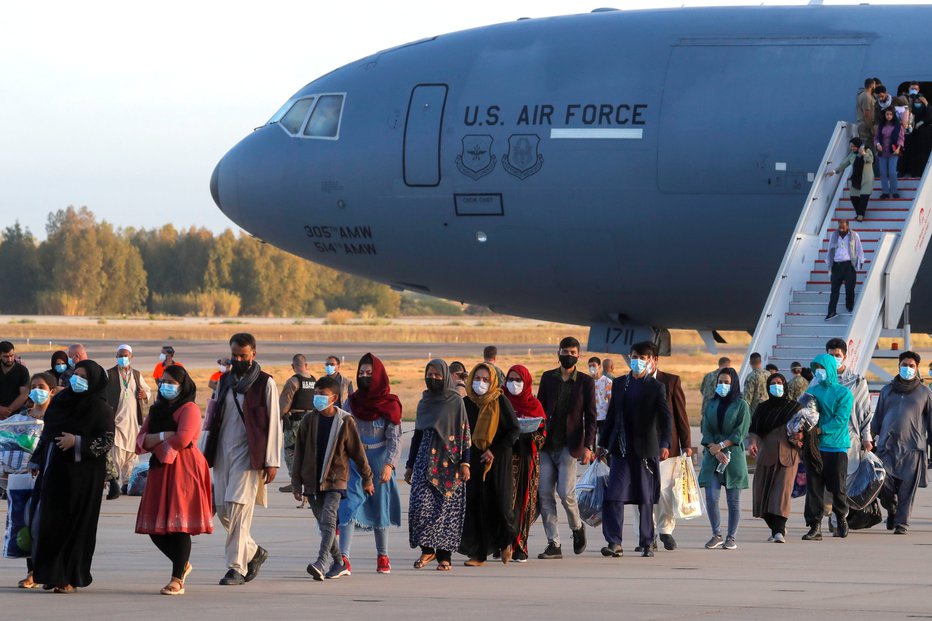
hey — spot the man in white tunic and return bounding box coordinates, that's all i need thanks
[104,344,150,499]
[203,333,282,585]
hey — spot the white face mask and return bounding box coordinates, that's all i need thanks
[219,365,227,373]
[506,380,524,396]
[159,353,167,362]
[588,365,599,376]
[472,380,490,396]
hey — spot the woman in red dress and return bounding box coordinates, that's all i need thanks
[135,365,213,595]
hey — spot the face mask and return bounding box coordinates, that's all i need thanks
[117,356,130,368]
[506,380,524,396]
[910,89,919,96]
[558,354,578,370]
[833,356,844,370]
[219,365,227,373]
[769,384,785,398]
[324,364,336,376]
[159,353,167,362]
[899,366,917,381]
[313,394,332,411]
[54,363,67,374]
[159,383,180,399]
[629,358,648,375]
[472,380,490,396]
[29,388,50,405]
[70,374,89,393]
[426,377,444,393]
[358,377,371,391]
[715,383,730,397]
[231,360,251,376]
[68,358,75,369]
[815,369,828,383]
[588,365,599,376]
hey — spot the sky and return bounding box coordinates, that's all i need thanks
[0,0,924,238]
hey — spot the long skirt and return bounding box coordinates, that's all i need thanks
[459,441,516,560]
[511,430,544,554]
[752,428,800,520]
[408,430,466,552]
[135,447,214,535]
[339,443,402,530]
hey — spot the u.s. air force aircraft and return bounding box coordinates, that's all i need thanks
[211,4,932,356]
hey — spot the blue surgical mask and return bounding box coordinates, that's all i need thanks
[910,89,919,96]
[715,383,730,397]
[29,388,50,405]
[313,394,332,411]
[629,358,648,375]
[899,366,917,381]
[815,369,828,383]
[70,374,89,393]
[68,358,75,369]
[54,363,67,374]
[159,383,180,399]
[324,364,336,376]
[769,384,785,398]
[117,356,130,368]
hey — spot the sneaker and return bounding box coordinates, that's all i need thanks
[219,569,246,585]
[106,479,121,500]
[766,535,774,543]
[342,555,352,576]
[723,537,737,550]
[325,561,350,580]
[894,525,908,535]
[659,534,677,551]
[641,545,654,557]
[376,555,391,574]
[825,312,838,321]
[278,484,293,493]
[538,541,562,560]
[773,533,786,544]
[600,543,623,558]
[834,518,849,539]
[572,525,586,555]
[802,524,822,541]
[704,535,724,549]
[306,561,326,582]
[244,546,268,582]
[513,548,528,563]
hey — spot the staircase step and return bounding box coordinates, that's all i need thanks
[831,218,907,223]
[835,207,910,213]
[827,227,904,233]
[810,269,868,275]
[814,259,872,265]
[818,248,876,254]
[780,323,849,336]
[806,282,863,292]
[772,345,834,360]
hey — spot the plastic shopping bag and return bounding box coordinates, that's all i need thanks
[791,462,808,498]
[576,459,610,527]
[127,461,150,496]
[3,473,34,559]
[847,451,886,511]
[672,455,703,520]
[848,498,883,530]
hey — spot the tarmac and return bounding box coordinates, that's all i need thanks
[3,426,932,620]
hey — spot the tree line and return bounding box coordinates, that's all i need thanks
[0,206,462,317]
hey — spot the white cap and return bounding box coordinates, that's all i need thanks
[117,344,133,354]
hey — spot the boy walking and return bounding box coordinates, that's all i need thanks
[293,376,374,580]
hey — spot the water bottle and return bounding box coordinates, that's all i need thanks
[715,451,730,474]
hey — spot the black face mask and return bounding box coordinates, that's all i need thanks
[358,377,372,391]
[426,377,444,393]
[559,355,578,370]
[231,360,251,376]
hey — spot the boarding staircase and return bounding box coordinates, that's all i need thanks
[740,121,932,389]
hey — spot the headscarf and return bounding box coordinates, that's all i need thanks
[147,365,197,434]
[466,362,503,480]
[713,367,741,430]
[415,359,469,495]
[850,139,866,188]
[347,353,402,425]
[749,373,801,437]
[504,365,546,419]
[231,360,262,395]
[41,359,110,440]
[48,350,68,379]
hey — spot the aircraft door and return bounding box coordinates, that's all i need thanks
[403,84,448,187]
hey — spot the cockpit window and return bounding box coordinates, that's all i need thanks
[280,98,315,134]
[303,94,344,139]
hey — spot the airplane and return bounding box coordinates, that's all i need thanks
[210,3,932,355]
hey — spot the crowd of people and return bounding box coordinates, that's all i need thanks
[1,333,931,595]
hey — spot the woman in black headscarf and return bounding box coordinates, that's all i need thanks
[29,360,115,593]
[403,359,471,571]
[46,350,69,385]
[136,365,213,595]
[747,373,802,543]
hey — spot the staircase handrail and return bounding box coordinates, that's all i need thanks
[740,121,854,382]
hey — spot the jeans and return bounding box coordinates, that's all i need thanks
[705,476,741,539]
[339,521,389,558]
[308,492,343,566]
[538,447,582,545]
[878,155,899,195]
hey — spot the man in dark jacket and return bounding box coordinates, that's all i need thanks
[598,341,672,558]
[651,357,692,550]
[535,336,597,560]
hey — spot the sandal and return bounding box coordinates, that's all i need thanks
[181,563,193,584]
[413,553,436,569]
[436,560,452,571]
[53,585,75,594]
[464,558,485,567]
[18,573,38,589]
[160,578,185,596]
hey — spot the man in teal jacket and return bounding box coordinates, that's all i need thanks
[802,353,854,541]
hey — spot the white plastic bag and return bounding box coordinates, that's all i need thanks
[576,459,610,527]
[672,455,703,520]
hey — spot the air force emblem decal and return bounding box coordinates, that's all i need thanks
[502,134,544,180]
[456,135,496,180]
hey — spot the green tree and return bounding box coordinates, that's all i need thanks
[0,223,40,313]
[97,222,148,315]
[38,206,104,314]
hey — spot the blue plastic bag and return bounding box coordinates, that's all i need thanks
[576,460,610,527]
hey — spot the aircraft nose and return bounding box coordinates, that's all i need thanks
[210,161,221,210]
